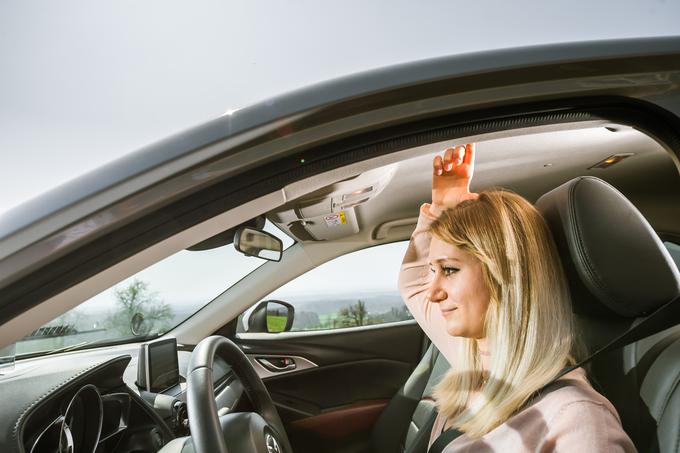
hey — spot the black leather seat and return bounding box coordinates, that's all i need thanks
[536,176,680,453]
[370,341,447,453]
[371,176,680,453]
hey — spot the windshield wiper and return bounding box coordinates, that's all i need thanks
[42,341,92,355]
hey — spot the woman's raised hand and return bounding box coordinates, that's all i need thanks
[431,143,478,216]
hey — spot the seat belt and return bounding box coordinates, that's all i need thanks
[427,421,462,453]
[556,294,680,380]
[420,332,432,360]
[426,294,680,453]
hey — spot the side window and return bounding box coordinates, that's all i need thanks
[239,241,413,332]
[664,241,680,270]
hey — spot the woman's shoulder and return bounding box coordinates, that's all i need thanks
[528,368,636,451]
[427,369,635,451]
[532,367,622,424]
[495,368,636,451]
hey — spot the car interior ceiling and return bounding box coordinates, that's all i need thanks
[266,121,680,245]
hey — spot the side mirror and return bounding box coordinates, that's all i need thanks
[247,301,295,333]
[234,227,283,262]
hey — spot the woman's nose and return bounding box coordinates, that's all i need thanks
[428,286,447,303]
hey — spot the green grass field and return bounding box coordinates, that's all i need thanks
[267,315,288,332]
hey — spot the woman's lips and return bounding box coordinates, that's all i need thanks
[440,307,457,316]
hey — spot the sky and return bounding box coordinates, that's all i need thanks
[1,0,679,215]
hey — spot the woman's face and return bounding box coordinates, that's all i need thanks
[427,237,491,339]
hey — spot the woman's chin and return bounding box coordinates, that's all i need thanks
[445,322,466,337]
[445,322,482,339]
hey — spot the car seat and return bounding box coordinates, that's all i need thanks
[536,176,680,453]
[370,341,448,453]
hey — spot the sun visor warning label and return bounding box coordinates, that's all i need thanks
[324,211,347,227]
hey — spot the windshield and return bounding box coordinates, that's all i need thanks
[16,220,294,357]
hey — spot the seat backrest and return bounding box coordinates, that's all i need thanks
[639,330,680,453]
[536,176,680,452]
[579,317,680,452]
[371,343,449,453]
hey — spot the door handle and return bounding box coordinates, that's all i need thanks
[256,357,297,372]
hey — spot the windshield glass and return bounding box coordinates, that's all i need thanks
[16,220,294,357]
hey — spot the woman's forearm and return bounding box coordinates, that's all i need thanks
[398,203,462,366]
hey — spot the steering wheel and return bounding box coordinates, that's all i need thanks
[183,335,293,453]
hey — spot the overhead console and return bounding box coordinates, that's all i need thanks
[270,164,398,241]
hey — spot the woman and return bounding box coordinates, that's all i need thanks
[399,143,636,452]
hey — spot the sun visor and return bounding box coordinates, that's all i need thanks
[270,164,398,241]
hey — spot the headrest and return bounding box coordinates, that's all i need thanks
[536,176,680,318]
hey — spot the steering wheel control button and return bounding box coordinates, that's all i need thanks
[265,433,282,453]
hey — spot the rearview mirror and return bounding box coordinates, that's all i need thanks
[234,227,283,262]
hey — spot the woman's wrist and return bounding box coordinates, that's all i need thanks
[427,203,444,218]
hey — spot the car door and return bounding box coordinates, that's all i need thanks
[230,241,425,453]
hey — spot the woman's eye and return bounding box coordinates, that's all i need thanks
[429,266,459,276]
[442,267,459,276]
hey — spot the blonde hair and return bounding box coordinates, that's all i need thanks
[429,190,581,438]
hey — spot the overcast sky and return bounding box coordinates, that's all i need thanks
[1,0,679,215]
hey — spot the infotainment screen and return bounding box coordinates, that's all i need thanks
[138,338,180,393]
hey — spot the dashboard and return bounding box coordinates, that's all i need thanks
[0,342,243,453]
